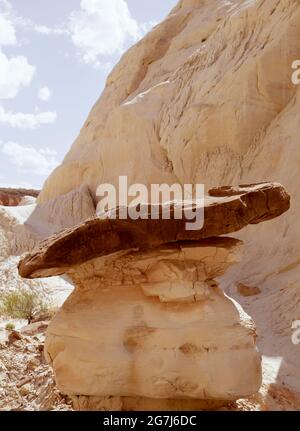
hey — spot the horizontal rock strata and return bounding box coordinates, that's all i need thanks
[19,183,289,279]
[18,182,290,410]
[44,239,261,407]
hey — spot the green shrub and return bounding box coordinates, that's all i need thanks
[0,290,49,324]
[5,322,15,331]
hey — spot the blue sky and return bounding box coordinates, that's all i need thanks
[0,0,177,189]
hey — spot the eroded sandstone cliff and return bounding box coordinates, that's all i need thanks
[31,0,300,404]
[12,0,300,410]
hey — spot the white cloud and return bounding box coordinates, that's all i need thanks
[33,24,68,36]
[0,0,11,17]
[0,12,16,46]
[0,3,36,100]
[0,1,67,37]
[0,105,57,129]
[1,0,156,72]
[15,19,69,36]
[0,50,35,99]
[68,0,141,67]
[38,86,52,102]
[0,141,59,175]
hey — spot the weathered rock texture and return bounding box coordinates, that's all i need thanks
[18,184,290,410]
[0,327,72,411]
[30,0,300,405]
[45,240,261,410]
[19,183,289,279]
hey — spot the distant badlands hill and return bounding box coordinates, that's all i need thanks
[0,188,39,206]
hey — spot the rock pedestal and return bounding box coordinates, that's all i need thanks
[18,183,290,411]
[45,239,261,410]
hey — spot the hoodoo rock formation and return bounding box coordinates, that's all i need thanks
[19,183,290,279]
[10,0,300,410]
[19,183,290,410]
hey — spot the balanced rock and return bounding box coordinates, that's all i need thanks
[31,0,300,400]
[18,183,290,410]
[18,183,289,279]
[13,0,300,408]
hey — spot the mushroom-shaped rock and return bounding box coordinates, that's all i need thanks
[19,182,289,279]
[18,183,290,411]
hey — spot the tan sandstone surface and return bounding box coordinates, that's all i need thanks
[1,0,300,410]
[18,184,290,410]
[31,0,300,408]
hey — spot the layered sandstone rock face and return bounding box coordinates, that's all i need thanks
[19,184,290,410]
[31,0,300,403]
[45,241,260,411]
